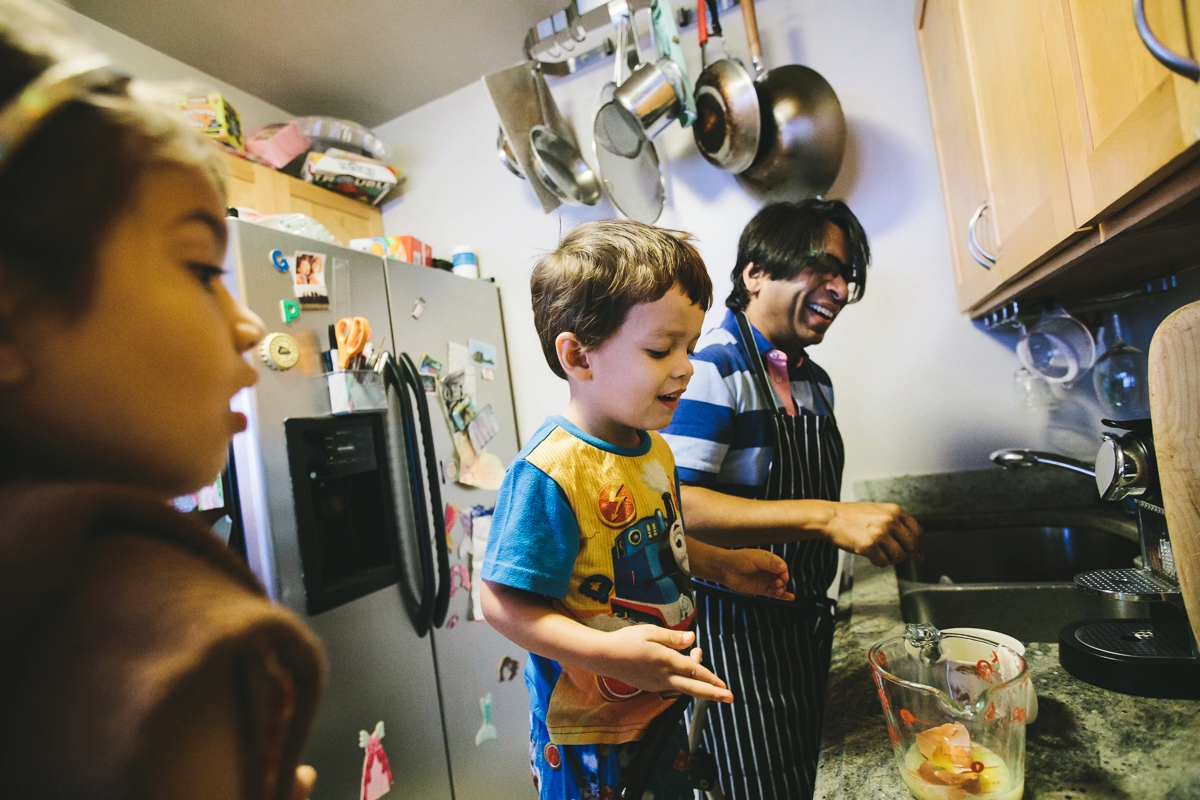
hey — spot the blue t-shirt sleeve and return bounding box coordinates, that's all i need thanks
[481,459,580,598]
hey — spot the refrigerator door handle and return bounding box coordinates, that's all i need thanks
[398,352,452,628]
[382,353,436,637]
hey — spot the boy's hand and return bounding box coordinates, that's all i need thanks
[597,626,734,704]
[716,548,795,601]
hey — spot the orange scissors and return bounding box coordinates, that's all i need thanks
[335,316,372,370]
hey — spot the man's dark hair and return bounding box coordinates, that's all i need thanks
[726,199,870,310]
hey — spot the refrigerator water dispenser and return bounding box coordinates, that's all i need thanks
[286,412,401,614]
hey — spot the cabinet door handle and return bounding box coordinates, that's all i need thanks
[1133,0,1200,81]
[967,201,997,269]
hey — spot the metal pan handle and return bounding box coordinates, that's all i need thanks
[967,201,997,269]
[741,0,765,77]
[1133,0,1200,81]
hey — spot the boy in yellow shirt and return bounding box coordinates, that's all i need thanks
[481,220,793,799]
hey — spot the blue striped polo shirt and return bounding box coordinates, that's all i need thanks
[661,309,834,495]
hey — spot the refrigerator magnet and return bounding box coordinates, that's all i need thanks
[475,694,498,746]
[449,563,470,597]
[292,251,329,310]
[469,339,497,369]
[418,353,443,376]
[444,503,459,550]
[446,614,459,629]
[411,297,426,319]
[280,299,301,324]
[498,656,520,682]
[358,721,393,800]
[269,248,290,272]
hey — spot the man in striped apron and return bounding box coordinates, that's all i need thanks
[662,200,923,799]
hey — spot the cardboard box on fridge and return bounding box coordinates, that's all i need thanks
[302,148,398,207]
[176,93,245,151]
[349,235,430,267]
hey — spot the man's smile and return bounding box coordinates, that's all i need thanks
[804,301,839,321]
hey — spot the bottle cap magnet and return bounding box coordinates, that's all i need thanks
[261,332,300,371]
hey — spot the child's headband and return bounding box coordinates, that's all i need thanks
[0,53,128,173]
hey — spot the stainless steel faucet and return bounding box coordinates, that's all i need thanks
[990,448,1095,477]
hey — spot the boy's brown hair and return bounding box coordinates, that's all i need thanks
[531,219,713,379]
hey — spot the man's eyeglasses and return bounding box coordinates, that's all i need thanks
[803,252,864,304]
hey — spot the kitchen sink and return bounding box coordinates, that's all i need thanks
[895,520,1149,642]
[895,525,1140,584]
[899,585,1151,643]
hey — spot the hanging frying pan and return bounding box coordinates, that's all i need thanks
[692,0,760,173]
[529,64,602,206]
[738,0,846,197]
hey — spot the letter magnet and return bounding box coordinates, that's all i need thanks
[280,299,301,324]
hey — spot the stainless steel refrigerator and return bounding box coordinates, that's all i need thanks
[223,219,533,799]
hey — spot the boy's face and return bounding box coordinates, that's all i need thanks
[582,285,705,433]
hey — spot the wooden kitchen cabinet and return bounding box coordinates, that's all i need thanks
[917,0,1079,311]
[959,0,1080,281]
[218,151,384,245]
[1041,0,1200,226]
[918,0,1200,316]
[917,0,1000,311]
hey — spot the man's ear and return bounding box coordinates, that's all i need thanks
[555,332,592,381]
[742,262,765,299]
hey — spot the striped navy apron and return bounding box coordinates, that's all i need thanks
[693,311,844,800]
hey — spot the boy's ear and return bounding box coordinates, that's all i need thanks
[555,332,592,381]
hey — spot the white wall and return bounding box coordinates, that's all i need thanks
[41,0,293,131]
[373,0,1052,493]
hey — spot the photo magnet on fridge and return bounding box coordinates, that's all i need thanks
[469,339,496,368]
[418,353,443,376]
[292,250,329,309]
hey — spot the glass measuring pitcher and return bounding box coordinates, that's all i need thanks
[869,624,1029,800]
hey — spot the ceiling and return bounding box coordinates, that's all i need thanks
[64,0,567,126]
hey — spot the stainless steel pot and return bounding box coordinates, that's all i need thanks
[692,0,760,173]
[598,5,685,155]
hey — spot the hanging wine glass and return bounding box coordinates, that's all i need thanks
[1092,312,1148,418]
[1013,366,1059,412]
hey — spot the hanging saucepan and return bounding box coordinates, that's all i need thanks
[593,11,665,224]
[528,65,602,206]
[496,126,524,179]
[692,0,760,173]
[738,0,846,197]
[596,6,686,158]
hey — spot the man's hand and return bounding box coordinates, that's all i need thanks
[714,548,795,601]
[595,626,734,704]
[824,502,922,567]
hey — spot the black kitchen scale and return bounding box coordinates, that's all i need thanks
[1058,420,1200,699]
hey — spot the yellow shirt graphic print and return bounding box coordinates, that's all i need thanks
[524,426,695,744]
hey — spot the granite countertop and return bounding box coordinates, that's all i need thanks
[814,469,1200,800]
